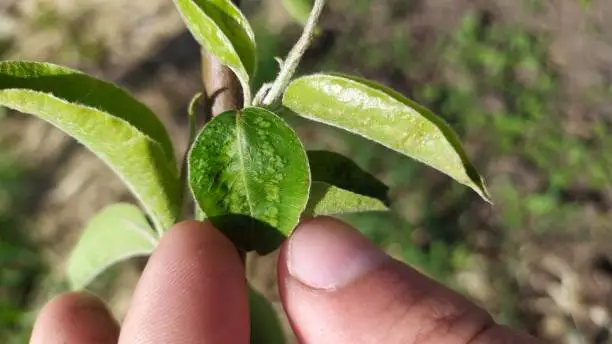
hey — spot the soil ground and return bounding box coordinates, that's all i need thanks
[1,0,612,343]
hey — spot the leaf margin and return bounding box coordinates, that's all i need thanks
[66,203,157,291]
[173,0,257,105]
[0,60,181,231]
[282,73,492,203]
[187,106,311,253]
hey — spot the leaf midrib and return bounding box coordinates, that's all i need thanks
[120,218,158,246]
[235,111,255,232]
[0,89,180,231]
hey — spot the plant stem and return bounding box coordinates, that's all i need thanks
[260,0,325,107]
[201,50,243,117]
[179,92,202,216]
[187,93,201,142]
[199,0,246,265]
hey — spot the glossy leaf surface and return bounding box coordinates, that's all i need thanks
[283,74,491,202]
[188,107,310,253]
[0,61,180,231]
[67,203,157,290]
[174,0,256,103]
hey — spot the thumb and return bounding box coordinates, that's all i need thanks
[277,217,542,344]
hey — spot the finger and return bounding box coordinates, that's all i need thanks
[278,217,543,344]
[30,292,119,344]
[119,220,249,344]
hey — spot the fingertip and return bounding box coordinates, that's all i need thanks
[282,216,389,290]
[119,220,249,344]
[161,220,236,255]
[31,292,119,344]
[277,216,502,343]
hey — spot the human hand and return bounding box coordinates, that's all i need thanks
[30,217,544,343]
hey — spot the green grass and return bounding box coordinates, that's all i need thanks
[0,151,45,343]
[287,8,609,330]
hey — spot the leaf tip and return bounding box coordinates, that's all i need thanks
[474,183,493,205]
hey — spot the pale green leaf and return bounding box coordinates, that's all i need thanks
[282,0,313,25]
[0,61,181,231]
[195,205,207,221]
[67,203,157,290]
[249,285,286,344]
[174,0,256,104]
[188,107,310,253]
[283,74,491,202]
[306,182,388,217]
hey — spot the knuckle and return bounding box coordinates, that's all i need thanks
[413,301,473,343]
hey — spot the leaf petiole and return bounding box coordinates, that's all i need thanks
[180,92,203,213]
[259,0,325,107]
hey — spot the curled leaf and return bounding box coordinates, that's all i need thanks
[283,74,491,202]
[305,150,390,216]
[174,0,256,104]
[306,182,388,217]
[308,150,389,203]
[0,61,180,231]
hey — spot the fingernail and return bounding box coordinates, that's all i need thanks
[287,217,389,290]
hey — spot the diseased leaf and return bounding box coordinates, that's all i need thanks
[174,0,256,104]
[282,0,313,25]
[0,61,180,231]
[305,182,387,217]
[188,107,310,253]
[283,74,491,202]
[249,285,286,344]
[67,203,157,290]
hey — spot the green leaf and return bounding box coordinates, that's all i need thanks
[305,150,389,216]
[308,150,389,204]
[283,74,491,202]
[249,285,286,344]
[174,0,256,104]
[0,61,180,231]
[188,107,310,253]
[306,182,388,217]
[282,0,313,25]
[67,203,157,290]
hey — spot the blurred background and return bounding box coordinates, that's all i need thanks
[1,0,612,342]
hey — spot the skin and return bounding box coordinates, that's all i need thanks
[30,217,544,344]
